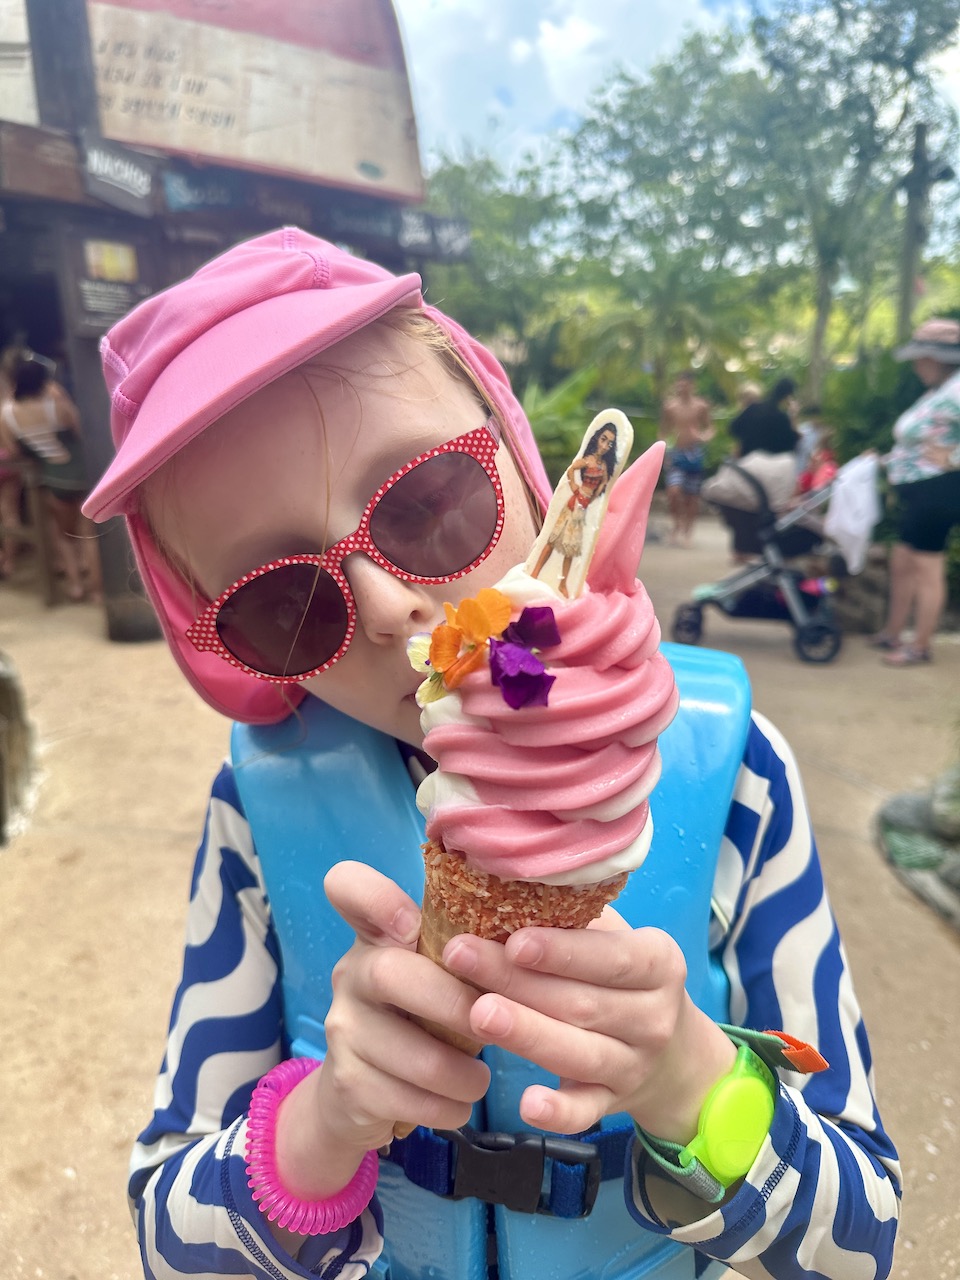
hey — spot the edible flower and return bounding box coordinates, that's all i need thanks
[409,589,560,708]
[407,633,445,705]
[489,639,556,709]
[503,606,561,652]
[488,605,562,709]
[431,588,512,688]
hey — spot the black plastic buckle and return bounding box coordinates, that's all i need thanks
[435,1127,602,1217]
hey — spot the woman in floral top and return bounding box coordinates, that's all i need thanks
[873,317,960,666]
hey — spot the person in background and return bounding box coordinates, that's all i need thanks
[0,346,25,577]
[728,377,800,460]
[657,370,715,546]
[871,318,960,667]
[795,404,823,478]
[797,421,838,495]
[0,352,101,601]
[710,379,800,564]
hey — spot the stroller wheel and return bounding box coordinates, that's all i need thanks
[672,603,704,645]
[793,620,842,664]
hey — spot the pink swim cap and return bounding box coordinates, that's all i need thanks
[84,227,550,723]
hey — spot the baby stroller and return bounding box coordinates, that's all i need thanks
[671,459,845,663]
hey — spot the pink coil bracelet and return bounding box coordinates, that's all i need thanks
[245,1057,380,1236]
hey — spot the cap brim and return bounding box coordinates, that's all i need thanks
[84,274,420,521]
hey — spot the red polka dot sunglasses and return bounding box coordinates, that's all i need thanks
[185,420,504,681]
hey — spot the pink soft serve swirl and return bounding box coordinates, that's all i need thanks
[422,442,679,882]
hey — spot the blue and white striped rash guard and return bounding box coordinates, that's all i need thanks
[130,712,901,1279]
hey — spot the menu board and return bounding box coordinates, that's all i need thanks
[87,0,424,200]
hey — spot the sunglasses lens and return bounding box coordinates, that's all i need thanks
[216,563,348,677]
[369,451,499,577]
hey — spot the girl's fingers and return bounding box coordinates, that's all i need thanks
[331,999,490,1107]
[445,924,685,1010]
[335,942,485,1054]
[322,1048,481,1137]
[519,1080,615,1135]
[374,948,485,1041]
[468,990,634,1088]
[590,903,630,932]
[508,924,684,991]
[325,860,421,947]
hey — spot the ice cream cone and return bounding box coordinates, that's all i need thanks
[394,424,674,1142]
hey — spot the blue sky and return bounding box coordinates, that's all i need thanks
[394,0,959,169]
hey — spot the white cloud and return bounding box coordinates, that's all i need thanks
[537,15,606,110]
[932,42,960,121]
[509,37,535,65]
[394,0,736,167]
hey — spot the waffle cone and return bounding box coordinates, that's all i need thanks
[421,838,628,939]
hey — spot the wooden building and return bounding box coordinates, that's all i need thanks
[0,0,466,636]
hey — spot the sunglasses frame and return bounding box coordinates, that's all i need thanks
[185,420,504,682]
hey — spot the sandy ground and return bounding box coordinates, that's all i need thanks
[1,511,958,1279]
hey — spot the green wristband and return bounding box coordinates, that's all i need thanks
[634,1041,777,1203]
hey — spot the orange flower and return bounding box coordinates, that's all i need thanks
[445,588,512,640]
[429,588,512,691]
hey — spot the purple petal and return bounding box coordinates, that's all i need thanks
[489,640,541,680]
[503,606,560,651]
[489,640,555,708]
[500,668,556,710]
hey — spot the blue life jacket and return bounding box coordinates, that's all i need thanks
[231,644,751,1280]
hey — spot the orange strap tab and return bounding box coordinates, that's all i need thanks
[765,1029,829,1074]
[720,1024,829,1075]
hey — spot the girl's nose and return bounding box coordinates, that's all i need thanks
[343,552,437,646]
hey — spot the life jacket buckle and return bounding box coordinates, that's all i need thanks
[436,1126,602,1217]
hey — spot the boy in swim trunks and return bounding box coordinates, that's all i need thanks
[658,371,715,545]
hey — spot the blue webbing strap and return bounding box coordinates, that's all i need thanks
[549,1124,633,1218]
[384,1126,457,1197]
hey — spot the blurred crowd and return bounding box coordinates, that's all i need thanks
[657,319,960,667]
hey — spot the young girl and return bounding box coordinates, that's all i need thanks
[83,228,899,1280]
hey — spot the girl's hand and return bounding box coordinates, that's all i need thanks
[274,863,490,1198]
[442,911,736,1143]
[322,862,490,1142]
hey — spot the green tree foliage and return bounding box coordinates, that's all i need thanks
[519,365,601,484]
[419,149,566,389]
[558,2,959,397]
[419,5,960,521]
[749,0,960,393]
[822,354,923,460]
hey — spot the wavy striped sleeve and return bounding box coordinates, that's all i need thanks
[128,763,384,1279]
[626,712,902,1280]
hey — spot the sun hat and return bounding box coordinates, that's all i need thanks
[83,226,550,724]
[893,317,960,364]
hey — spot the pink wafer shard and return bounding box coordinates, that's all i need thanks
[588,441,666,596]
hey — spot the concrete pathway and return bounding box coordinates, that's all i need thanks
[0,513,957,1278]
